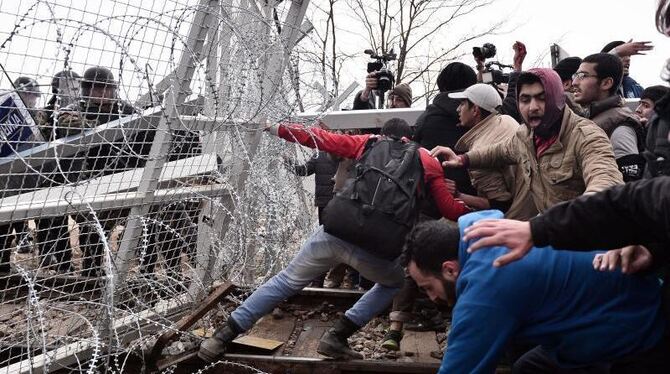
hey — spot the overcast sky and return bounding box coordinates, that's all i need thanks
[482,0,669,88]
[327,0,670,107]
[0,0,667,108]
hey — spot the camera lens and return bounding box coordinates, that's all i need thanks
[482,43,497,59]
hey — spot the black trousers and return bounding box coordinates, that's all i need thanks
[76,209,129,276]
[36,216,72,272]
[512,346,609,374]
[513,337,670,374]
[139,201,198,277]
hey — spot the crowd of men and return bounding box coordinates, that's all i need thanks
[2,3,670,373]
[197,2,670,373]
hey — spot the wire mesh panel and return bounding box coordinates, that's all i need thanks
[0,0,316,372]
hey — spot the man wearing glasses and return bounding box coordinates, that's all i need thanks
[432,68,623,219]
[572,53,645,182]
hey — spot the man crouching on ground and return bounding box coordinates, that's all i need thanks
[404,210,669,373]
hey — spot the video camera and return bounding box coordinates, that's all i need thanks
[481,61,513,85]
[472,43,497,61]
[471,42,512,85]
[365,48,397,93]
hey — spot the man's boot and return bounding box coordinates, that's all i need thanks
[317,316,364,360]
[198,319,241,363]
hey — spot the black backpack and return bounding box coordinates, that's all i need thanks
[322,137,424,260]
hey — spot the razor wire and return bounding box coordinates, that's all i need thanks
[0,0,325,372]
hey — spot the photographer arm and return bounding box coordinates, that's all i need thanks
[353,72,378,110]
[475,58,486,83]
[499,42,526,122]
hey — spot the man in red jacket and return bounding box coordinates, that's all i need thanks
[199,118,469,362]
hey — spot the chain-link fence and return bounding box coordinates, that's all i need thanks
[0,0,318,372]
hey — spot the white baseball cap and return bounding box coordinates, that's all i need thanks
[448,83,502,113]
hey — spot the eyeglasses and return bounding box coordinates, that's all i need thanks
[572,72,599,81]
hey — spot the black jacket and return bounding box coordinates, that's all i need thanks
[353,91,376,110]
[292,151,337,207]
[530,177,670,326]
[500,71,522,123]
[414,92,475,196]
[529,177,670,267]
[644,93,670,178]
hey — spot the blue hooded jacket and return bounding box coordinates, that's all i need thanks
[438,210,664,373]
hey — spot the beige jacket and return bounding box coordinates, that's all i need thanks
[466,106,623,220]
[454,114,518,202]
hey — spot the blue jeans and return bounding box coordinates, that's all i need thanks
[231,226,405,330]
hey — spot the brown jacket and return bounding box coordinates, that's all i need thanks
[589,95,641,138]
[589,95,642,159]
[466,106,623,220]
[454,114,518,202]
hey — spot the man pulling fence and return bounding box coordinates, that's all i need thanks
[198,117,470,362]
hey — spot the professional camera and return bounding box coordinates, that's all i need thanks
[481,61,513,85]
[365,48,397,93]
[472,43,497,61]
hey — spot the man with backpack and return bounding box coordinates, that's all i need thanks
[198,118,470,362]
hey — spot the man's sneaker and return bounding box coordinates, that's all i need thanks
[381,329,403,351]
[316,317,363,360]
[198,323,239,363]
[323,278,341,288]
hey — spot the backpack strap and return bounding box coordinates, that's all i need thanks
[393,141,420,178]
[362,136,379,154]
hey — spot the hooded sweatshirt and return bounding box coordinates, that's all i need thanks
[516,68,566,156]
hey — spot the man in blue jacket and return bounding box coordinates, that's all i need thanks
[403,210,668,373]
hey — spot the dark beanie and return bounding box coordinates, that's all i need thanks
[437,62,477,92]
[601,40,625,53]
[641,85,670,103]
[391,83,413,107]
[553,57,582,82]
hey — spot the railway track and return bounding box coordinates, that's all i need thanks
[150,285,444,374]
[0,278,511,373]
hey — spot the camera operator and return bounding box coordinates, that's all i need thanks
[355,49,410,110]
[474,41,527,124]
[357,74,412,109]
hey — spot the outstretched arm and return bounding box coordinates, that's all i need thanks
[462,178,670,267]
[267,123,371,160]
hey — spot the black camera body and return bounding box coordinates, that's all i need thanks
[365,49,397,93]
[375,69,395,92]
[473,43,497,61]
